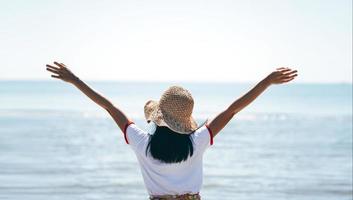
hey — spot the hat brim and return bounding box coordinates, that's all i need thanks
[144,100,159,123]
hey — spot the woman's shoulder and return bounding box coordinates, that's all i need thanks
[191,123,214,147]
[125,122,150,146]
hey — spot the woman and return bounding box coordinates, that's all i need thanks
[46,62,297,200]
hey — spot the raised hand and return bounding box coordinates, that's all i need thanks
[45,61,131,133]
[46,61,78,83]
[266,67,298,85]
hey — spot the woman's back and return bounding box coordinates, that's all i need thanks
[125,123,213,195]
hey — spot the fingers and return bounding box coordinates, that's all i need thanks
[284,73,298,79]
[278,67,297,76]
[46,64,60,71]
[276,67,297,75]
[54,61,66,68]
[281,72,297,79]
[283,70,298,75]
[280,69,292,74]
[46,67,61,75]
[278,72,298,84]
[271,66,298,84]
[51,74,61,79]
[281,77,296,83]
[46,62,66,80]
[279,71,297,79]
[276,67,286,70]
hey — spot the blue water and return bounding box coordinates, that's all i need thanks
[0,81,352,200]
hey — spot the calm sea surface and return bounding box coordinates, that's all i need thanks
[0,81,352,200]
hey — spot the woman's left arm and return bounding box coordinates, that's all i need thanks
[46,61,131,132]
[207,67,298,137]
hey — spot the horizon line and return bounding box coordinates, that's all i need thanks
[0,78,352,85]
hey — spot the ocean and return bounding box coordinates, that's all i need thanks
[0,81,352,200]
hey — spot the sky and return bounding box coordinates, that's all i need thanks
[0,0,352,83]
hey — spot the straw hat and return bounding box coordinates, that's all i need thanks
[144,86,199,134]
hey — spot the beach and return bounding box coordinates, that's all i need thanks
[0,81,352,200]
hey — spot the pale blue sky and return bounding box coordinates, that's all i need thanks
[0,0,352,83]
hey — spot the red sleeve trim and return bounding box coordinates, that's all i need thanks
[205,124,214,145]
[123,121,134,144]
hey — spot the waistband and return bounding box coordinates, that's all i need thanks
[149,193,201,200]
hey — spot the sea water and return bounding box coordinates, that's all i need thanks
[0,81,352,200]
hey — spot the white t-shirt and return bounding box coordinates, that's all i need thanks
[124,122,213,196]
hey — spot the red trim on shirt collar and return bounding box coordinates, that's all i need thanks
[205,124,214,145]
[123,121,134,144]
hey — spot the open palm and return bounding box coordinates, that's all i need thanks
[267,67,298,84]
[46,61,78,83]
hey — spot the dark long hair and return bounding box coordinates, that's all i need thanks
[146,125,194,164]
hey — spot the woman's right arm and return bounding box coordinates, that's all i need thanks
[46,61,131,132]
[207,67,298,137]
